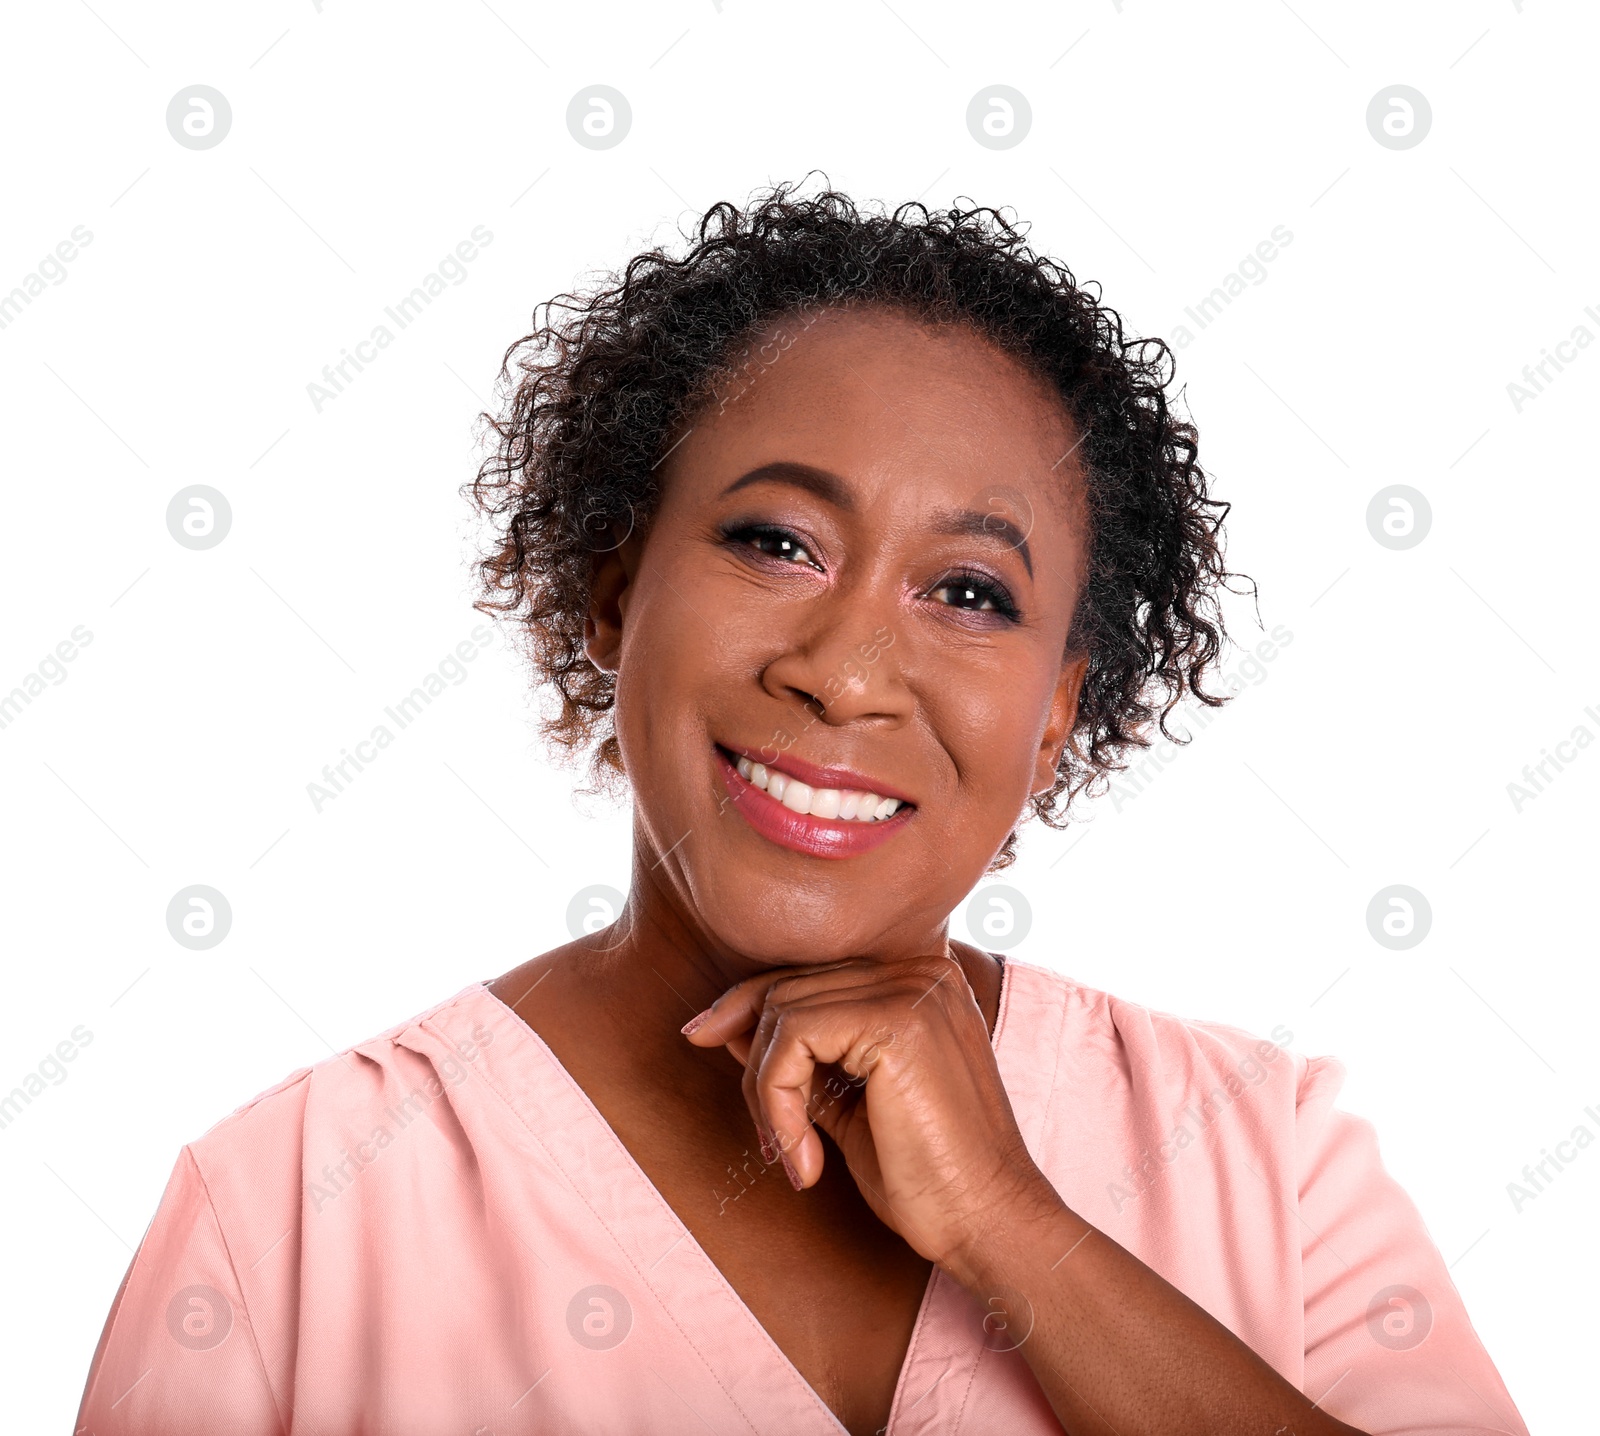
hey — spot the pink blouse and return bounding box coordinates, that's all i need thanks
[77,958,1528,1435]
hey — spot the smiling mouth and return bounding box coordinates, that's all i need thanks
[712,743,917,858]
[716,744,911,822]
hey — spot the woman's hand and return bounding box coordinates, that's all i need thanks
[684,954,1376,1435]
[681,953,1056,1271]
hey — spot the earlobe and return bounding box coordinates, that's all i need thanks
[1034,653,1089,795]
[1032,747,1067,798]
[582,536,641,676]
[582,615,617,675]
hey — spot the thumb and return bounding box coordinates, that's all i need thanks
[804,1062,866,1144]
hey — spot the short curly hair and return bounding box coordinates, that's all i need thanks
[466,180,1244,870]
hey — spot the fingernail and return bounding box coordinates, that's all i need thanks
[757,1126,777,1164]
[780,1151,804,1192]
[680,1008,712,1037]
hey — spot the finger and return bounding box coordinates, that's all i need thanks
[740,1004,780,1158]
[742,991,874,1146]
[726,982,870,1164]
[753,1009,823,1187]
[755,1003,902,1187]
[760,954,960,1035]
[723,1029,755,1073]
[743,999,836,1183]
[680,959,876,1046]
[803,1059,868,1158]
[807,1082,881,1197]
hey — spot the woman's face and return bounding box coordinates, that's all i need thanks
[587,304,1091,966]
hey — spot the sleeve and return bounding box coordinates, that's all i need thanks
[75,1145,286,1436]
[1295,1056,1529,1436]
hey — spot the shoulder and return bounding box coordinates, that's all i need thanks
[997,955,1307,1068]
[181,981,505,1198]
[995,956,1341,1125]
[995,957,1367,1240]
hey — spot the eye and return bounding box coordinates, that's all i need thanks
[722,522,822,570]
[927,569,1021,621]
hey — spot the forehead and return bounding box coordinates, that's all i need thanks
[677,305,1081,507]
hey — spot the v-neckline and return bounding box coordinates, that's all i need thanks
[474,953,1017,1436]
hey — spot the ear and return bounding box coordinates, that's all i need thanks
[582,532,645,676]
[1033,652,1089,796]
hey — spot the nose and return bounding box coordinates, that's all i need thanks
[758,583,910,731]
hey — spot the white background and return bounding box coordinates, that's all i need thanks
[2,1,1592,1430]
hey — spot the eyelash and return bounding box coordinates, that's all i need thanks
[719,522,1023,622]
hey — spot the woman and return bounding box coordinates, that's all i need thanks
[77,186,1528,1435]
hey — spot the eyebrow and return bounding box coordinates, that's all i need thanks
[719,461,1034,579]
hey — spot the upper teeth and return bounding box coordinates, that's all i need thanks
[734,755,906,822]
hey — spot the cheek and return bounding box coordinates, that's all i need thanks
[934,662,1058,792]
[612,563,734,752]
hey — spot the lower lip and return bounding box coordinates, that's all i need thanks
[713,746,916,859]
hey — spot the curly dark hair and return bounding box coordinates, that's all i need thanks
[466,180,1246,871]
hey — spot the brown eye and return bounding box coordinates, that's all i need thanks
[723,523,821,570]
[928,571,1021,620]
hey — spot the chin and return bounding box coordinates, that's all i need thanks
[694,890,885,968]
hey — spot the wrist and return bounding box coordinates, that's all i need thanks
[941,1163,1076,1291]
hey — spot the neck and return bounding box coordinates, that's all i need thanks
[490,838,1003,1076]
[553,845,1002,1050]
